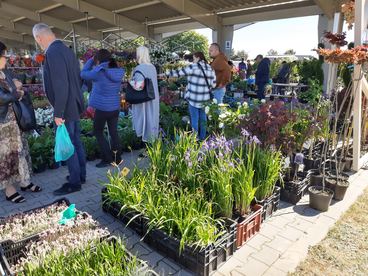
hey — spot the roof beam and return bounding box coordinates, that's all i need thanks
[160,0,220,29]
[51,0,148,38]
[0,18,33,36]
[37,3,63,13]
[113,1,161,13]
[222,5,322,25]
[0,28,34,45]
[313,0,337,19]
[0,2,102,40]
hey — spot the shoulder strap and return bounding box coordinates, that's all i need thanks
[133,70,146,79]
[197,62,211,91]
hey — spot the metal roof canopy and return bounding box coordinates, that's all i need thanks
[0,0,341,49]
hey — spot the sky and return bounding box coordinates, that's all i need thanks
[195,15,355,58]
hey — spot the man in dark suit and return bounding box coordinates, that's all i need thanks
[33,23,86,196]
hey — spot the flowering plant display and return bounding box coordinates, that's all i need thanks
[206,99,249,138]
[316,46,368,64]
[0,202,69,241]
[341,0,355,30]
[323,31,348,47]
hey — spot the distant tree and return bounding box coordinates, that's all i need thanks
[230,49,248,60]
[268,49,278,56]
[284,49,296,55]
[165,31,209,57]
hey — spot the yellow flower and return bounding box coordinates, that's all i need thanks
[121,167,130,177]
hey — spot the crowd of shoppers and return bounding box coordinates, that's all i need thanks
[1,21,274,202]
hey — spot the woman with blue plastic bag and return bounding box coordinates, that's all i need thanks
[0,41,42,204]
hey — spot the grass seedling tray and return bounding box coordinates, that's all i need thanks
[102,188,237,276]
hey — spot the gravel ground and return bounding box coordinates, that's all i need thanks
[291,187,368,276]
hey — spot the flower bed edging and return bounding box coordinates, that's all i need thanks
[236,204,263,248]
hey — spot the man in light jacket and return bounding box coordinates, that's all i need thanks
[33,23,86,196]
[209,43,231,104]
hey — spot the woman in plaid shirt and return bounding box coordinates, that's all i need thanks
[166,52,216,140]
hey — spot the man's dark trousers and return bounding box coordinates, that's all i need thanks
[65,121,86,186]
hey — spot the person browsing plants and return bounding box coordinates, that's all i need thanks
[209,43,231,104]
[33,23,86,196]
[166,52,216,140]
[0,41,42,203]
[81,49,125,168]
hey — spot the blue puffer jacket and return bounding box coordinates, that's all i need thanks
[81,58,125,112]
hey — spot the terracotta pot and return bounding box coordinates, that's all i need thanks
[308,186,334,212]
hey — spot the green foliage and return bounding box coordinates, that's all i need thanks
[165,31,209,57]
[159,103,187,137]
[119,37,145,50]
[27,128,55,171]
[270,60,283,78]
[81,136,99,161]
[106,169,223,253]
[80,119,94,134]
[284,49,296,55]
[298,59,324,85]
[299,79,323,106]
[23,239,144,276]
[252,146,283,200]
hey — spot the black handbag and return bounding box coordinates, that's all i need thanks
[12,92,37,131]
[125,70,155,104]
[197,62,213,99]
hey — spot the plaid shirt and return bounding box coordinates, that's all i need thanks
[167,61,216,108]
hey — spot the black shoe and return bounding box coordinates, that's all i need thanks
[53,183,81,196]
[96,161,110,168]
[66,176,86,184]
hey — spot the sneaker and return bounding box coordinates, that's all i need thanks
[96,161,110,168]
[66,176,86,184]
[53,183,81,196]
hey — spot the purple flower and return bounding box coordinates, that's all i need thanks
[294,153,304,165]
[241,129,250,137]
[252,136,261,145]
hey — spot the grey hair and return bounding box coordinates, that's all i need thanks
[136,46,151,65]
[32,23,54,37]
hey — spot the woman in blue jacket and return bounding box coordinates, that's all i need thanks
[81,49,125,168]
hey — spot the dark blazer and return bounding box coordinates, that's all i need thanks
[43,40,84,121]
[255,58,270,85]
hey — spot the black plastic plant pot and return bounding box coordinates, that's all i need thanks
[326,178,349,200]
[343,158,353,171]
[308,186,334,212]
[309,170,323,186]
[303,158,320,171]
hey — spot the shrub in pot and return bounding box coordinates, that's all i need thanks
[308,185,334,212]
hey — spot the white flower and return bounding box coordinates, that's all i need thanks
[242,101,248,108]
[238,114,245,119]
[208,115,212,120]
[212,98,218,104]
[205,106,210,114]
[261,99,266,104]
[219,113,227,119]
[219,122,224,129]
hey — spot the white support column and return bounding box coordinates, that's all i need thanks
[212,25,234,58]
[352,0,366,171]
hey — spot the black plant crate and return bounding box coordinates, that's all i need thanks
[144,219,237,276]
[0,234,39,276]
[280,178,310,205]
[102,188,237,275]
[101,187,148,235]
[257,186,281,222]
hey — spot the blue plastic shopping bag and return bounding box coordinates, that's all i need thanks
[54,124,75,162]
